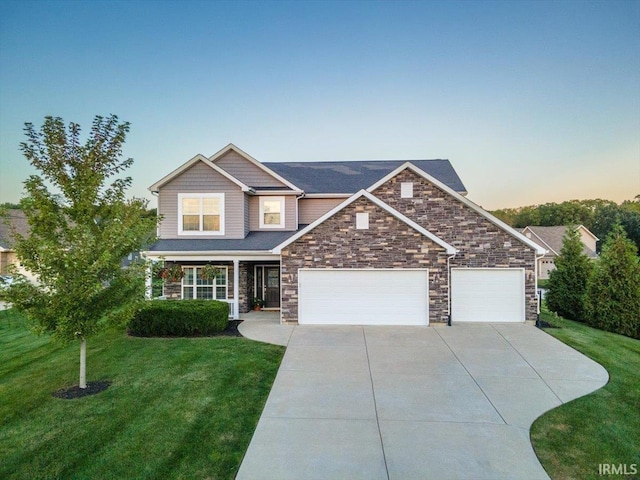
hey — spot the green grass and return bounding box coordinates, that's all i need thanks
[531,307,640,480]
[0,309,284,479]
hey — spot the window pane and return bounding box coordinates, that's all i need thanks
[202,215,220,231]
[216,269,227,286]
[263,200,280,213]
[264,212,281,225]
[183,215,200,231]
[216,286,226,300]
[182,286,193,299]
[196,286,213,300]
[183,267,194,285]
[182,198,200,215]
[202,197,219,214]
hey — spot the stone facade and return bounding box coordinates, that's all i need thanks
[372,169,538,322]
[281,196,450,324]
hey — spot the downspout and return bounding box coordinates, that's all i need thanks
[446,251,458,326]
[233,259,240,320]
[534,251,547,327]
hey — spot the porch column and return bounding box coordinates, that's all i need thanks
[144,262,152,300]
[233,259,239,319]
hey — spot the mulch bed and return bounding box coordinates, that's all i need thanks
[221,319,243,337]
[53,380,111,400]
[537,319,560,329]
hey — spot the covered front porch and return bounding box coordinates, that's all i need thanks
[144,255,282,320]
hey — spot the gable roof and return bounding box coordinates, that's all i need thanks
[0,209,29,250]
[209,144,303,192]
[522,226,598,258]
[148,154,252,192]
[264,159,466,195]
[368,163,548,256]
[272,190,457,255]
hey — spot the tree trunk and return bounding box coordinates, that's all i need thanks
[79,337,87,389]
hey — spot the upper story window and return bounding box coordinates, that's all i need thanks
[259,196,285,229]
[178,193,225,235]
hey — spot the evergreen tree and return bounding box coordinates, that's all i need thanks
[546,226,593,321]
[1,115,157,389]
[585,225,640,339]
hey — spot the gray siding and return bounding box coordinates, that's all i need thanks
[158,160,245,239]
[215,151,286,188]
[298,197,345,224]
[249,195,297,231]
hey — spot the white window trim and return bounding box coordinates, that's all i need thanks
[356,212,369,230]
[181,265,228,300]
[259,196,285,229]
[401,182,414,198]
[177,193,225,236]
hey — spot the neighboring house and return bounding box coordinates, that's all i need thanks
[143,144,546,325]
[0,209,25,273]
[521,225,598,280]
[0,209,36,281]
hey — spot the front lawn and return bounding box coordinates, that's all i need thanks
[531,308,640,480]
[0,309,284,479]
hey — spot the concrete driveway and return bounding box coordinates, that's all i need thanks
[237,322,608,480]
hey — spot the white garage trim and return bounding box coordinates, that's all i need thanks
[298,268,429,326]
[451,268,525,323]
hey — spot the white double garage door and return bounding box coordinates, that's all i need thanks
[298,268,525,325]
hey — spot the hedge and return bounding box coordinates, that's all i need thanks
[128,300,229,337]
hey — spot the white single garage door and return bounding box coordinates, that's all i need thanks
[451,268,525,323]
[298,269,429,325]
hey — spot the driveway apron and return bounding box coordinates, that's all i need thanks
[236,324,608,480]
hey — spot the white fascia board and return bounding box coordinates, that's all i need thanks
[148,154,252,192]
[149,154,208,191]
[576,224,600,242]
[272,189,457,255]
[141,251,278,261]
[208,143,303,192]
[368,162,547,256]
[251,190,304,196]
[303,193,353,198]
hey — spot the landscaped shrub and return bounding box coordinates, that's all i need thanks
[585,225,640,339]
[546,226,593,321]
[128,300,229,337]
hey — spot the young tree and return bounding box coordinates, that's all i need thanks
[545,226,593,321]
[585,225,640,339]
[1,115,157,389]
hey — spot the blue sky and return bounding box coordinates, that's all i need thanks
[1,0,638,209]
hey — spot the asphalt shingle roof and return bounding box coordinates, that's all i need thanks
[148,230,300,252]
[0,209,29,250]
[524,226,598,258]
[263,160,466,194]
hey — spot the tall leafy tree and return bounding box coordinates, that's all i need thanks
[1,115,157,389]
[585,225,640,339]
[546,226,593,321]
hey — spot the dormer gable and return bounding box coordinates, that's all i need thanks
[148,154,251,193]
[209,144,302,192]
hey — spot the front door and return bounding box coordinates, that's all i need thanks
[256,265,281,308]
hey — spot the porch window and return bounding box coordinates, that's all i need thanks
[182,266,227,300]
[259,196,285,228]
[178,193,224,235]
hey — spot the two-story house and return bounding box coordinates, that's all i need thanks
[143,144,546,325]
[521,225,598,279]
